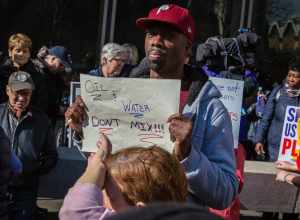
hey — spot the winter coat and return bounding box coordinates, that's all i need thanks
[130,62,238,209]
[0,103,58,186]
[255,84,300,161]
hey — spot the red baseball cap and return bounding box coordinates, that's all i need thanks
[136,4,196,42]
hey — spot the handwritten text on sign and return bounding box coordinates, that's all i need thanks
[278,106,300,163]
[210,77,244,149]
[80,74,180,153]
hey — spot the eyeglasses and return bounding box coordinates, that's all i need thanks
[111,57,126,63]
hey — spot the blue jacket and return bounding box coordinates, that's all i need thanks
[255,84,300,161]
[130,63,238,209]
[181,79,238,209]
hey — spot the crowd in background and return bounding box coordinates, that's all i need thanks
[0,3,300,220]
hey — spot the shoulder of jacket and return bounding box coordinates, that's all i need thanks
[271,84,284,101]
[0,103,6,110]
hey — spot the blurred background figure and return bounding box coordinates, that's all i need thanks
[194,29,264,160]
[36,45,74,149]
[37,45,73,126]
[89,43,132,78]
[122,43,139,65]
[255,57,300,162]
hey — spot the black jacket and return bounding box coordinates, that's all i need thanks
[0,57,48,112]
[0,127,11,216]
[34,59,66,119]
[0,103,57,186]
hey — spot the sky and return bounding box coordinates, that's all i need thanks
[292,0,300,16]
[269,0,300,23]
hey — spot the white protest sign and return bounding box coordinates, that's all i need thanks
[80,74,180,153]
[209,77,244,149]
[278,106,300,163]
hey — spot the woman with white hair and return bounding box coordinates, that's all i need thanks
[89,43,132,77]
[122,43,139,65]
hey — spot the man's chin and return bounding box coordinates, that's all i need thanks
[107,71,121,77]
[16,60,29,66]
[148,60,164,72]
[13,105,26,112]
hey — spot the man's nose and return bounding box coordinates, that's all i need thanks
[150,34,164,47]
[17,94,25,101]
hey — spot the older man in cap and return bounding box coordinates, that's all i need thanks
[66,4,238,210]
[0,71,57,220]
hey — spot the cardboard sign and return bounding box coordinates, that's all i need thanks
[80,74,180,153]
[278,106,300,163]
[209,77,244,149]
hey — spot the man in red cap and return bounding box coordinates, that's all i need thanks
[66,4,238,210]
[131,4,238,209]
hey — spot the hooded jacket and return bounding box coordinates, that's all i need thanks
[255,84,300,161]
[129,61,238,209]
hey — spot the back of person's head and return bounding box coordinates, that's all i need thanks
[196,36,230,71]
[8,33,32,51]
[288,57,300,72]
[122,43,139,65]
[107,203,223,220]
[100,43,127,65]
[48,45,72,71]
[236,29,260,68]
[106,146,187,204]
[236,29,260,50]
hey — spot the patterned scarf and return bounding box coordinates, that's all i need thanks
[285,83,300,97]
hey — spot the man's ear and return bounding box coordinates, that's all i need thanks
[135,201,146,208]
[6,86,10,95]
[102,57,108,65]
[8,49,12,58]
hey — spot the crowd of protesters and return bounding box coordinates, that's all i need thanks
[0,3,300,220]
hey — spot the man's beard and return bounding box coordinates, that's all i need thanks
[148,59,164,72]
[147,46,167,72]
